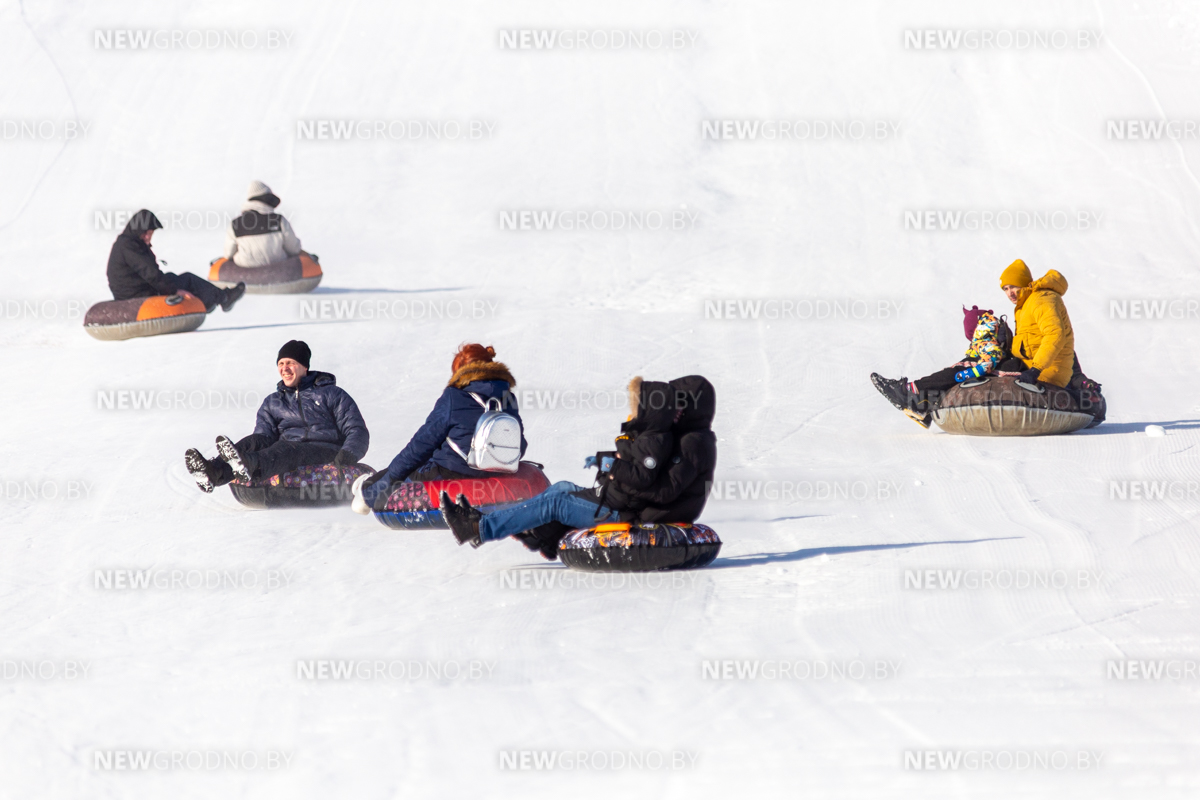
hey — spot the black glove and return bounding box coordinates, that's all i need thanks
[333,449,358,467]
[1017,367,1042,384]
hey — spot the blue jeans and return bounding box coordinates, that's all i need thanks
[479,481,617,543]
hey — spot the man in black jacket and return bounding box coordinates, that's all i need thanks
[441,376,716,555]
[184,340,369,493]
[107,209,245,313]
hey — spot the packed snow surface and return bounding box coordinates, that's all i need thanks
[2,1,1200,797]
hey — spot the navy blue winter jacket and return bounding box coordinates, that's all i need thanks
[374,363,527,488]
[252,371,370,460]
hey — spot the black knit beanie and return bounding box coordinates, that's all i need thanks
[277,340,311,368]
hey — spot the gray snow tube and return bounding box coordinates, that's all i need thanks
[932,376,1094,436]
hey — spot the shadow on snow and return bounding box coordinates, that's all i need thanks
[1078,420,1200,435]
[707,536,1020,570]
[309,286,466,295]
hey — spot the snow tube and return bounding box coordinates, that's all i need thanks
[229,462,374,509]
[208,253,322,294]
[558,522,722,572]
[932,376,1096,436]
[83,293,207,341]
[373,462,551,530]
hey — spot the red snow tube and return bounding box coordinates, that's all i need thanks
[230,462,374,509]
[209,252,322,294]
[373,462,551,529]
[558,522,722,572]
[83,293,207,340]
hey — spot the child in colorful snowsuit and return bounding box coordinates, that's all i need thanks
[871,306,1007,427]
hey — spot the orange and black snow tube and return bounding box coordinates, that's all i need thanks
[558,522,722,572]
[83,293,207,341]
[208,252,322,294]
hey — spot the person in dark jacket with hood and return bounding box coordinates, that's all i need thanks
[184,340,369,492]
[106,209,245,313]
[358,344,528,510]
[440,376,687,552]
[616,375,718,524]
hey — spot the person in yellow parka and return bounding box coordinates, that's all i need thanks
[995,259,1075,387]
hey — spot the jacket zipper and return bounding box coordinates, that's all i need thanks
[295,386,309,440]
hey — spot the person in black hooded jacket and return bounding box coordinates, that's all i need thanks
[618,375,717,523]
[439,377,676,550]
[106,209,245,313]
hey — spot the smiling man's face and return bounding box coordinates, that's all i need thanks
[278,358,307,388]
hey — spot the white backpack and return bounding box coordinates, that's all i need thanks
[445,392,522,473]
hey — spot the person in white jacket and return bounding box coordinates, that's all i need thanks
[223,180,303,267]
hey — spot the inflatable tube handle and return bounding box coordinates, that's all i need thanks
[1015,380,1046,394]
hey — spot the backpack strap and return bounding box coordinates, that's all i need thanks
[444,392,502,461]
[445,437,470,461]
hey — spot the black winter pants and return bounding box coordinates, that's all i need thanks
[165,272,224,311]
[914,358,1030,396]
[912,366,962,396]
[237,436,340,481]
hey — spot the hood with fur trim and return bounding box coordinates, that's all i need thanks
[622,376,676,433]
[448,360,516,389]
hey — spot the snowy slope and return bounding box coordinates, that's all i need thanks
[2,0,1200,797]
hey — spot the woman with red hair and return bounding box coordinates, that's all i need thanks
[359,343,527,510]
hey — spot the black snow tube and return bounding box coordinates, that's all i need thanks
[932,376,1098,436]
[209,252,322,294]
[229,462,374,509]
[83,294,207,340]
[558,522,722,572]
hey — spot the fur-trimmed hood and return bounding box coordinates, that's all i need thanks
[623,376,675,433]
[627,376,643,419]
[449,360,516,389]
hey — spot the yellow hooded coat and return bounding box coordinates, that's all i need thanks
[1011,270,1074,387]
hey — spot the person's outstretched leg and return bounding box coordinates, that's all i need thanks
[476,481,616,543]
[167,272,244,313]
[245,441,339,480]
[164,272,223,310]
[185,448,234,493]
[912,366,963,411]
[219,438,338,481]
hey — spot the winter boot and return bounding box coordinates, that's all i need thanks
[871,374,932,428]
[185,448,232,493]
[871,373,913,410]
[440,491,482,548]
[215,435,254,482]
[514,521,571,561]
[350,472,377,515]
[221,282,246,313]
